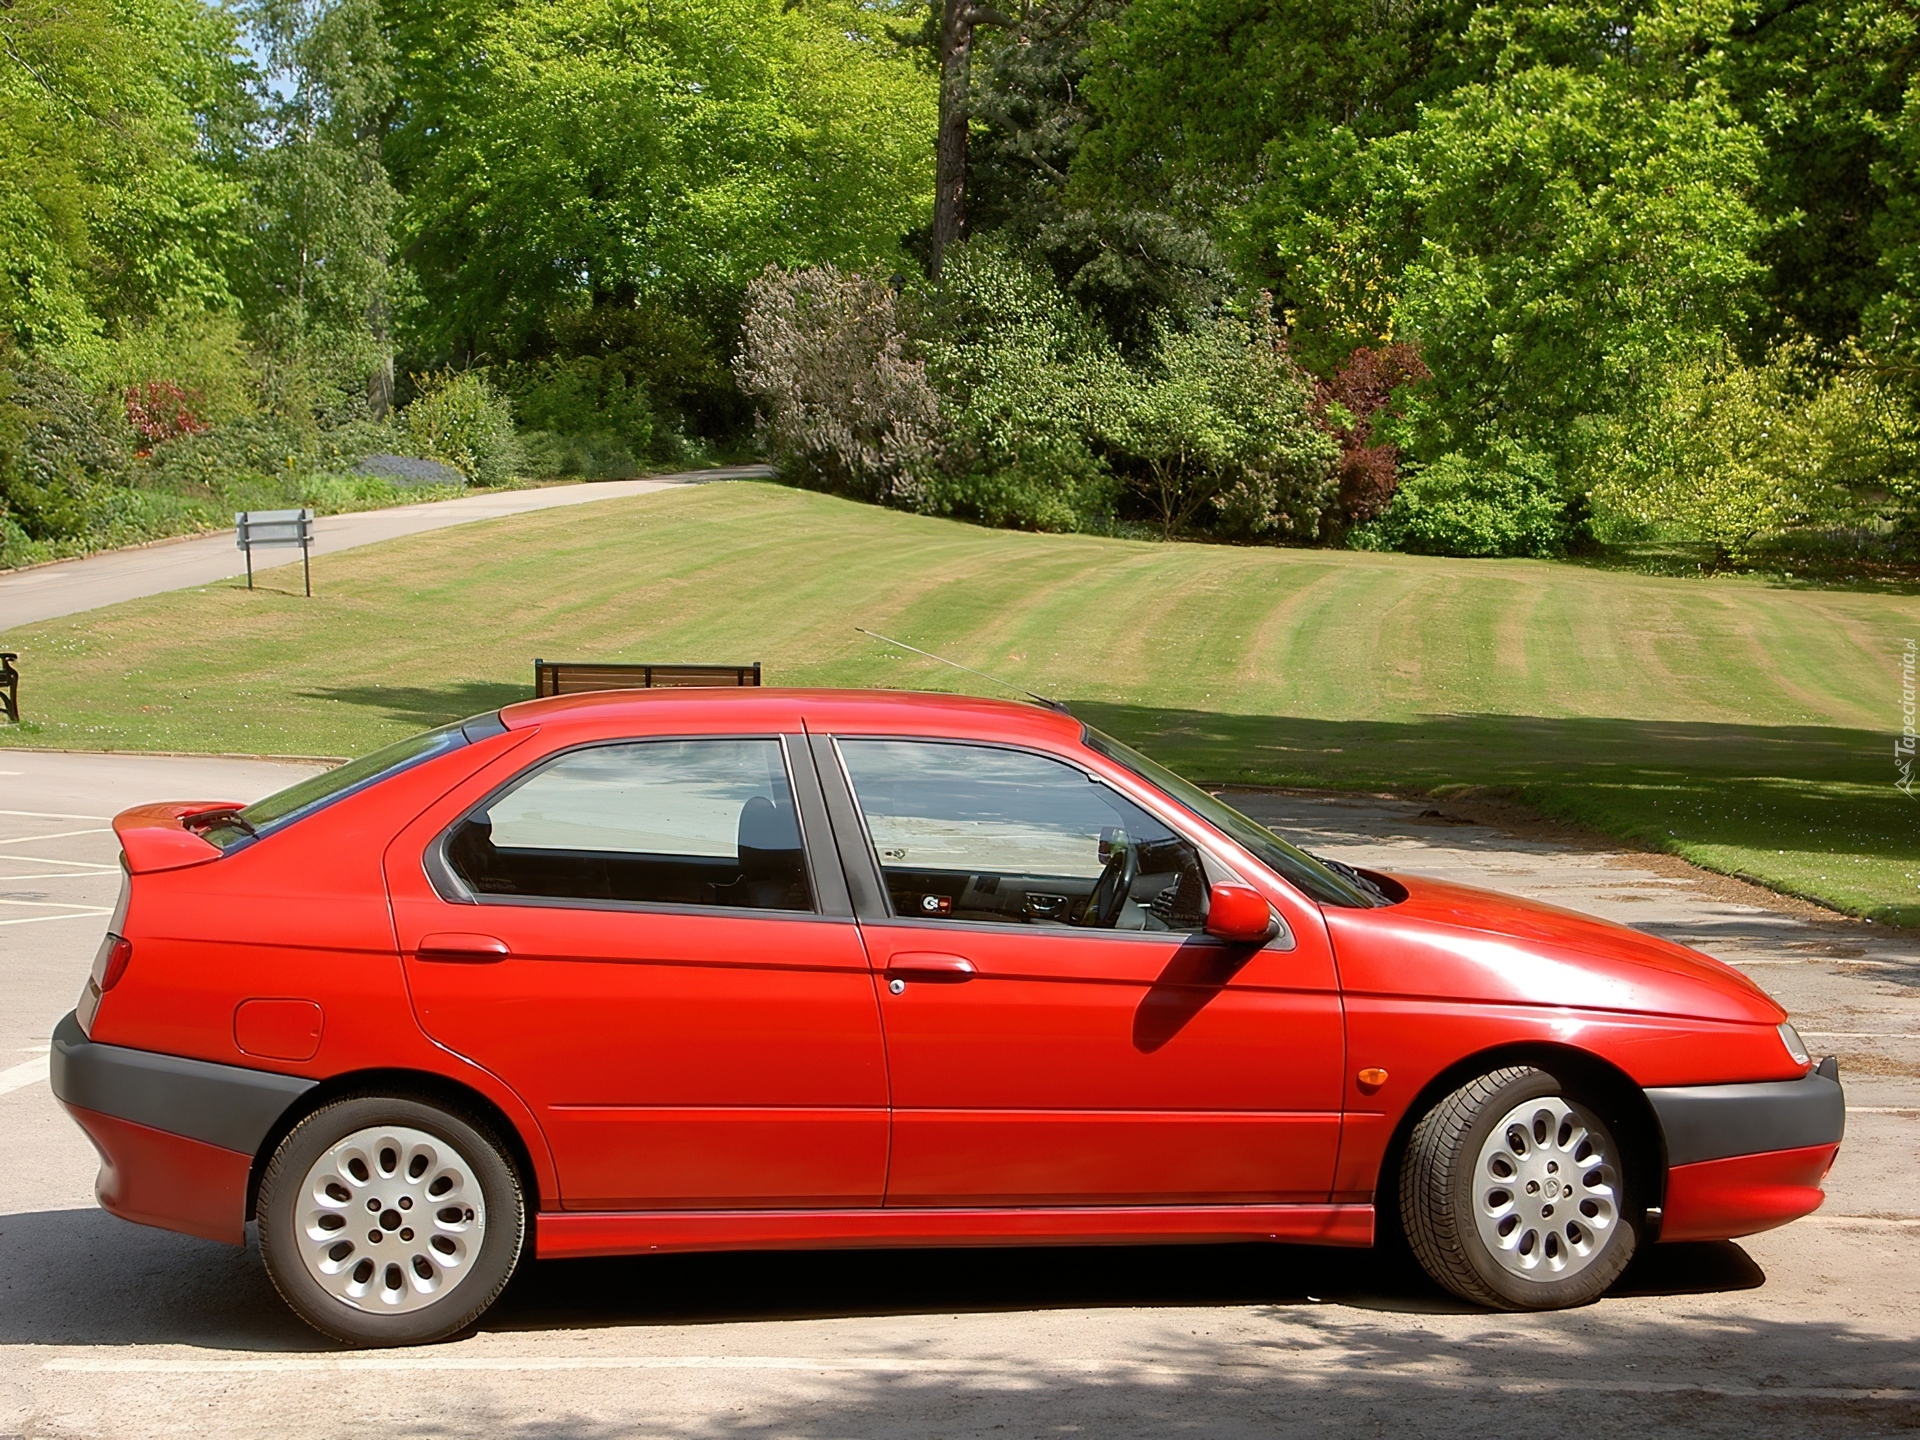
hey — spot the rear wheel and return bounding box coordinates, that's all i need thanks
[258,1096,525,1346]
[1400,1066,1638,1310]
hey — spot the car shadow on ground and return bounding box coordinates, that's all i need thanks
[487,1239,1760,1333]
[0,1208,1760,1350]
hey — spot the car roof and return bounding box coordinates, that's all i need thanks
[497,686,1088,746]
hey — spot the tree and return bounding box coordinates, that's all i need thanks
[1387,56,1768,482]
[1075,0,1456,355]
[242,0,402,418]
[953,0,1227,351]
[386,0,934,364]
[0,0,249,361]
[1719,0,1919,350]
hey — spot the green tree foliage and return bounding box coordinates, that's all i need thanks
[385,0,934,363]
[915,242,1129,529]
[399,370,524,485]
[1361,441,1575,558]
[1077,0,1453,366]
[241,0,402,419]
[1719,0,1918,349]
[1387,43,1768,485]
[1110,298,1337,540]
[0,0,250,360]
[915,0,1226,354]
[1595,345,1919,559]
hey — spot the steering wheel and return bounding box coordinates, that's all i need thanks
[1082,831,1139,928]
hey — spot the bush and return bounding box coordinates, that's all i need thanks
[508,354,655,476]
[144,414,315,496]
[1589,346,1897,562]
[1314,343,1430,528]
[519,430,645,480]
[736,265,942,505]
[1107,296,1337,539]
[914,244,1126,530]
[1362,442,1575,557]
[400,370,524,485]
[0,357,132,541]
[124,381,210,452]
[101,310,260,426]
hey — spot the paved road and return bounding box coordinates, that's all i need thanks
[1,753,1914,1438]
[0,468,767,629]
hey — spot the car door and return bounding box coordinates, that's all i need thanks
[386,732,889,1211]
[815,734,1344,1208]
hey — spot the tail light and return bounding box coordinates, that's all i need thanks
[97,936,134,992]
[77,869,135,1034]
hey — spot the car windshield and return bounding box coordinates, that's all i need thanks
[1082,725,1382,908]
[197,721,475,849]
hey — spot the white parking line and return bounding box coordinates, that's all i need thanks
[35,1355,1918,1399]
[0,897,113,910]
[0,910,110,926]
[0,809,110,821]
[0,1054,49,1096]
[0,870,116,881]
[1805,1032,1920,1040]
[0,827,113,845]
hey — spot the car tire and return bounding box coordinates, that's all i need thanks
[257,1095,526,1346]
[1400,1066,1639,1310]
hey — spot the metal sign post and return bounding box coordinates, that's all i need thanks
[235,509,316,596]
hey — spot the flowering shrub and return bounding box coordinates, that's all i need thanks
[1314,343,1429,527]
[736,265,942,505]
[124,382,210,453]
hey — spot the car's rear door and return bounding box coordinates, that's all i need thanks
[386,730,888,1210]
[812,733,1344,1207]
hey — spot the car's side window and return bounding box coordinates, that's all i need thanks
[445,738,813,912]
[835,739,1208,932]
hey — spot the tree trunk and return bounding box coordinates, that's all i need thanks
[931,0,976,276]
[368,354,394,420]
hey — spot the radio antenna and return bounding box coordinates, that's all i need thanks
[856,629,1070,713]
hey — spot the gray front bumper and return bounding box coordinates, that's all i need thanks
[1647,1059,1845,1167]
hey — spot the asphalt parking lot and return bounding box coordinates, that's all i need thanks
[1,751,1915,1438]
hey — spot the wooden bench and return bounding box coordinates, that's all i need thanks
[0,652,16,724]
[532,660,762,697]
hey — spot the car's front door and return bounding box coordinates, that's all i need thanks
[818,735,1344,1207]
[387,733,888,1211]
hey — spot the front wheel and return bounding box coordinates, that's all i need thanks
[257,1095,526,1346]
[1400,1066,1639,1310]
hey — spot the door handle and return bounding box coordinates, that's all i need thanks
[415,932,511,963]
[886,952,977,983]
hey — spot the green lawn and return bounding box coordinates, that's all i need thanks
[2,481,1913,924]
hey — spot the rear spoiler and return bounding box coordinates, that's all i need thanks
[112,802,243,874]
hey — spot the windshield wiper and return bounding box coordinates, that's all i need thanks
[1312,854,1390,906]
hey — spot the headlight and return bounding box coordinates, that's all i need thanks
[1777,1022,1811,1068]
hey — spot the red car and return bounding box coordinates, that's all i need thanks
[52,689,1843,1345]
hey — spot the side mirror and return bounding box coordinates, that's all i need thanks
[1205,883,1279,945]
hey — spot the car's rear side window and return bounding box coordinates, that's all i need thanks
[445,738,813,912]
[201,720,479,848]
